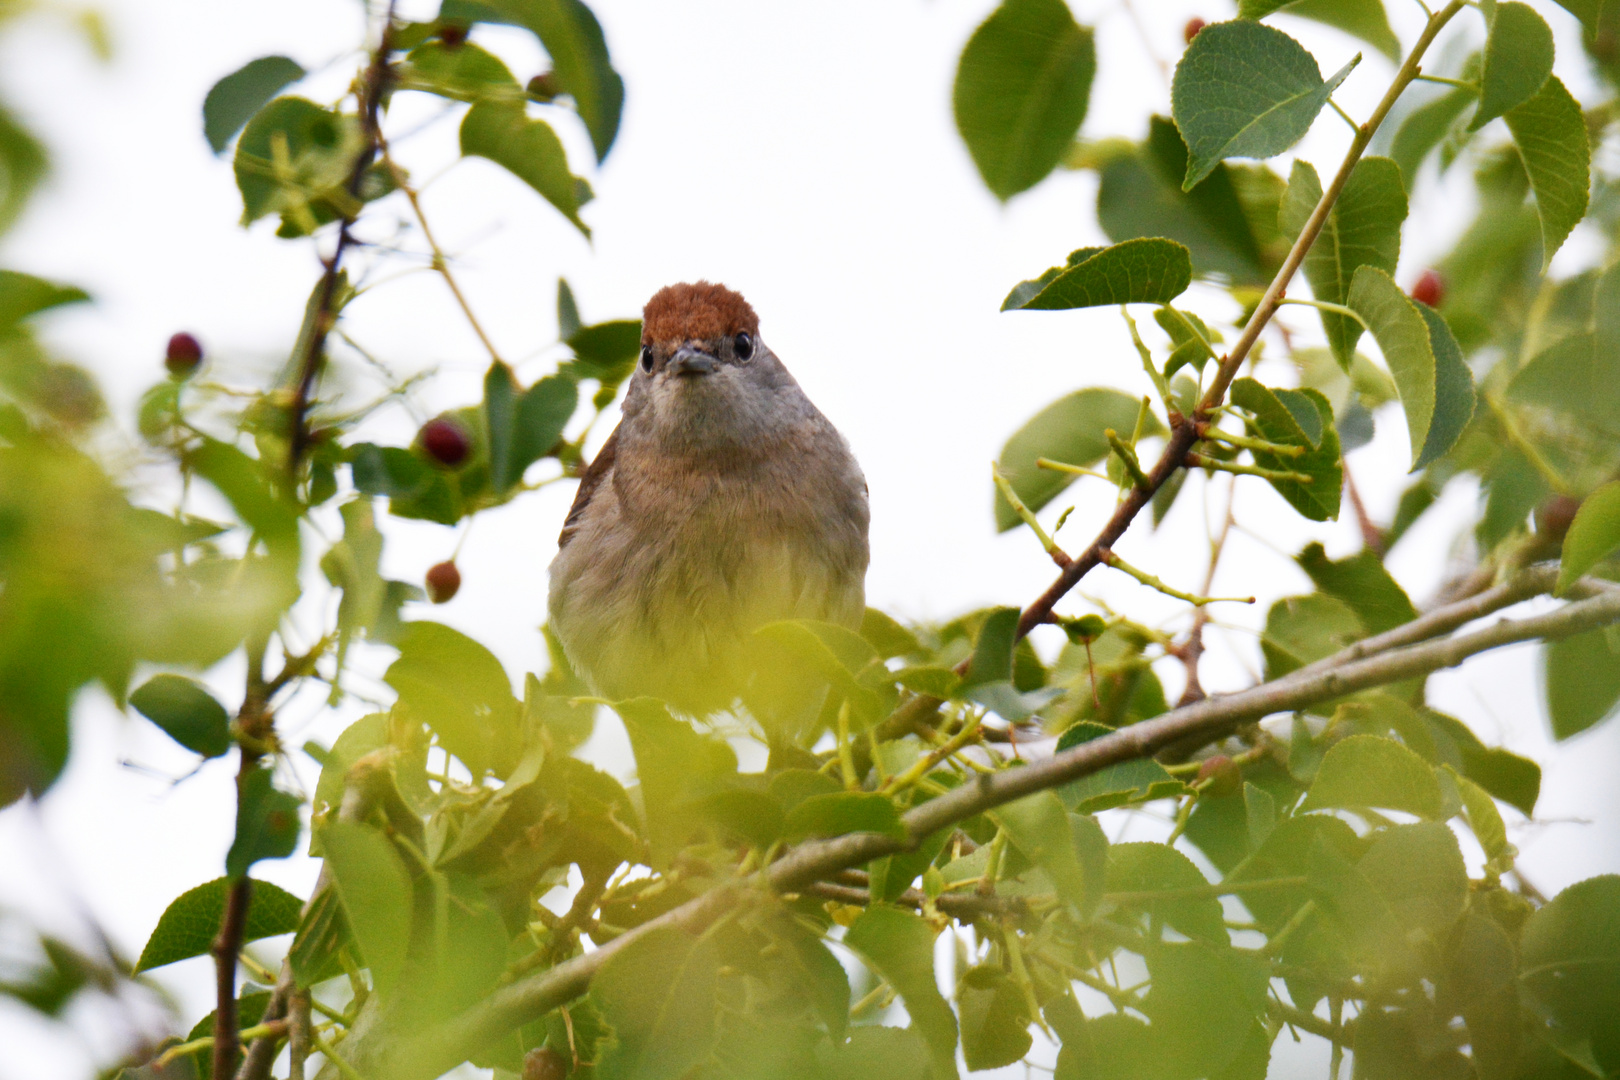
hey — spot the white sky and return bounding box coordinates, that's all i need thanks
[1,1,1617,1076]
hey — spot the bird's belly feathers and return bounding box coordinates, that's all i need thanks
[549,524,865,714]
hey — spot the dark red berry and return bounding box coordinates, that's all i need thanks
[437,22,468,46]
[527,72,559,102]
[426,561,461,604]
[523,1047,567,1080]
[1184,18,1207,43]
[1196,754,1242,797]
[420,417,471,467]
[165,332,203,377]
[1411,268,1445,308]
[1536,494,1582,542]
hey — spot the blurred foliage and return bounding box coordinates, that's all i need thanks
[0,1,1617,1079]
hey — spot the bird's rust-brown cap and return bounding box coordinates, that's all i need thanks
[642,281,759,345]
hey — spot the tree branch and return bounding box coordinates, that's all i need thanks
[341,579,1620,1080]
[287,1,398,473]
[1013,0,1467,639]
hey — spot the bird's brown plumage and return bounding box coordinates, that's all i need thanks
[641,281,760,345]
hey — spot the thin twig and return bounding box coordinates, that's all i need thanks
[287,1,399,473]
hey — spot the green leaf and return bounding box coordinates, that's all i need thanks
[1520,875,1620,1037]
[1097,117,1285,286]
[1300,734,1442,818]
[1244,782,1276,851]
[816,1027,932,1080]
[989,792,1094,913]
[1155,305,1221,375]
[0,270,90,328]
[1238,0,1400,63]
[134,877,304,973]
[1261,593,1364,679]
[962,606,1019,689]
[952,0,1097,200]
[1557,481,1620,595]
[1171,20,1358,190]
[1295,541,1414,635]
[1412,301,1476,468]
[1056,723,1184,811]
[203,56,306,154]
[226,766,303,877]
[1140,943,1269,1077]
[994,387,1160,530]
[615,698,738,862]
[460,102,589,235]
[471,0,625,162]
[1106,842,1228,944]
[564,319,642,388]
[509,374,577,482]
[1228,379,1343,521]
[0,104,48,234]
[1280,157,1407,368]
[233,97,362,234]
[844,907,959,1080]
[1472,2,1555,131]
[1346,265,1438,469]
[1003,237,1192,310]
[348,443,462,525]
[484,361,519,493]
[384,621,520,777]
[1359,822,1468,937]
[1504,74,1590,272]
[1544,628,1620,740]
[399,40,521,102]
[1447,766,1508,858]
[320,821,413,996]
[591,926,723,1080]
[128,675,231,758]
[782,792,905,841]
[1390,68,1480,184]
[955,966,1032,1070]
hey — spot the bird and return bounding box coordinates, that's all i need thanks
[547,281,870,742]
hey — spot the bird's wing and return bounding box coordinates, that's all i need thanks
[557,424,620,549]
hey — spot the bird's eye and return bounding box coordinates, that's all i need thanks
[639,345,653,371]
[734,332,754,361]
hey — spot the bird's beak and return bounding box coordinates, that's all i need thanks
[667,345,718,376]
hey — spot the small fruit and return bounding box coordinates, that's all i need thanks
[426,561,461,604]
[1411,268,1445,308]
[420,417,471,467]
[165,332,204,377]
[1196,754,1242,797]
[437,22,468,46]
[527,72,559,102]
[1536,494,1582,542]
[1184,17,1207,43]
[523,1047,566,1080]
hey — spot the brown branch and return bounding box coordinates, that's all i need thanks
[332,579,1620,1080]
[287,1,398,473]
[210,876,254,1080]
[1013,0,1467,640]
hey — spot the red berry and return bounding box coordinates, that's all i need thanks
[523,1048,567,1080]
[420,417,471,467]
[437,22,468,46]
[426,561,461,604]
[527,72,559,102]
[165,332,203,377]
[1536,494,1582,542]
[1196,754,1242,797]
[1411,269,1445,308]
[1184,18,1207,43]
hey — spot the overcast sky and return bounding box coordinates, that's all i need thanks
[1,1,1616,1076]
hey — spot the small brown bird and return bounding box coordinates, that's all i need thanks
[547,282,870,731]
